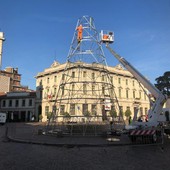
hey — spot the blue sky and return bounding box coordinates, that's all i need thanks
[0,0,170,90]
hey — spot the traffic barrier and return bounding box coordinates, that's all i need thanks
[129,129,163,144]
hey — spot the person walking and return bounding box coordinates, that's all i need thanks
[129,116,132,125]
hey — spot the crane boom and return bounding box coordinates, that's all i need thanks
[106,43,161,98]
[105,43,167,127]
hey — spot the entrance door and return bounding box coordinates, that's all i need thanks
[38,105,42,121]
[21,111,26,122]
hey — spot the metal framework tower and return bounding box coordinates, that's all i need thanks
[47,16,121,131]
[67,16,106,64]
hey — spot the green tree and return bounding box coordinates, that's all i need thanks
[83,111,91,122]
[109,110,117,118]
[155,71,170,96]
[91,110,97,116]
[62,112,71,122]
[39,114,43,122]
[83,111,91,117]
[47,112,52,120]
[125,109,132,118]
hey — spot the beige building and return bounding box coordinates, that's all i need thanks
[36,61,150,122]
[0,91,36,122]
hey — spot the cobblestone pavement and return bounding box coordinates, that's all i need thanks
[0,123,170,170]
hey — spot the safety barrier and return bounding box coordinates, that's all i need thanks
[46,115,125,136]
[4,122,166,147]
[129,129,164,145]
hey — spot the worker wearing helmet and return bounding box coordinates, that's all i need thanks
[76,24,83,42]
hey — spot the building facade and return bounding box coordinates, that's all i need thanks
[0,67,29,93]
[0,91,36,122]
[36,61,150,122]
[0,75,10,92]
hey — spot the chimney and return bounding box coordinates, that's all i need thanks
[0,32,5,70]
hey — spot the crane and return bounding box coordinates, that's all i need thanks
[106,43,167,127]
[100,30,167,142]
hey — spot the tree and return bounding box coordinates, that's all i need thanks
[91,110,97,116]
[155,71,170,96]
[125,109,132,118]
[109,110,117,118]
[47,112,52,120]
[62,112,71,122]
[83,111,91,122]
[83,111,91,117]
[39,114,43,122]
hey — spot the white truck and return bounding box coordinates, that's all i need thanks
[101,30,168,142]
[0,112,6,125]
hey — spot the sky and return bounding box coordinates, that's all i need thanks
[0,0,170,90]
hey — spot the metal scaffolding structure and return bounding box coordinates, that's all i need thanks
[47,16,123,134]
[67,16,106,64]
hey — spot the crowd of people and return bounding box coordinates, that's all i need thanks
[128,115,148,125]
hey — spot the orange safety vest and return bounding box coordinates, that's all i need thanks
[77,25,83,33]
[103,34,109,39]
[77,25,83,40]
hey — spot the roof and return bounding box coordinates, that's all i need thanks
[0,91,36,99]
[35,61,133,79]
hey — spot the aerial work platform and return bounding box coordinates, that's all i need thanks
[100,30,114,43]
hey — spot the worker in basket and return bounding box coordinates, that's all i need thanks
[76,24,83,43]
[103,34,109,40]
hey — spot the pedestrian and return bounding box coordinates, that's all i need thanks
[11,112,14,122]
[138,116,142,122]
[145,114,148,122]
[76,24,83,43]
[31,115,35,121]
[128,116,132,125]
[165,111,169,122]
